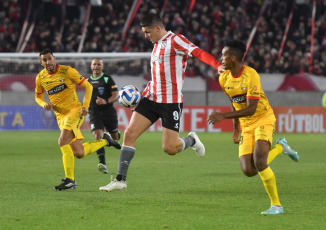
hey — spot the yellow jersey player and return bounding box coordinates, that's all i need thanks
[207,40,299,215]
[35,49,121,191]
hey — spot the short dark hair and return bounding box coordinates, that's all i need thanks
[39,49,53,57]
[140,14,164,28]
[225,40,246,61]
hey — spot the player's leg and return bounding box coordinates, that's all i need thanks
[56,128,77,190]
[68,111,120,158]
[90,112,107,172]
[92,129,108,173]
[253,124,283,214]
[238,130,258,177]
[158,101,204,156]
[99,111,152,192]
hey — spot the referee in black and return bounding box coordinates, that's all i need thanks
[87,58,120,174]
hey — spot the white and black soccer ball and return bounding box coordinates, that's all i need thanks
[118,85,141,108]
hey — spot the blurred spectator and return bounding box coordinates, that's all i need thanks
[0,0,325,77]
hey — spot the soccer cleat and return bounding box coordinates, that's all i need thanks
[276,137,299,162]
[99,178,127,192]
[102,132,121,149]
[54,178,77,191]
[98,163,109,174]
[188,131,205,157]
[261,205,284,215]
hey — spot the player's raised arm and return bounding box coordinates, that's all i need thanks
[191,48,225,74]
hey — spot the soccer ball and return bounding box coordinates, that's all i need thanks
[118,85,141,108]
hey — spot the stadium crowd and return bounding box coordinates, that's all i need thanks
[1,0,326,76]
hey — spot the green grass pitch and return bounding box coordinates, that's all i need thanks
[0,131,325,230]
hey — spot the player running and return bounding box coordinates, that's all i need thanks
[35,49,121,191]
[207,40,299,214]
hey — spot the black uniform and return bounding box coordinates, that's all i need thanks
[87,73,119,133]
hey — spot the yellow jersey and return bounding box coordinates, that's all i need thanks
[35,65,86,116]
[219,65,275,128]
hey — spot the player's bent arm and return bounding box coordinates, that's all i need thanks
[79,79,93,109]
[107,90,118,104]
[191,48,221,69]
[35,92,48,108]
[207,99,259,124]
[231,104,240,131]
[222,98,259,119]
[231,105,241,144]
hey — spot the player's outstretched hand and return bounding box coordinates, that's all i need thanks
[207,112,224,125]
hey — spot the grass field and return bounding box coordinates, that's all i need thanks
[0,131,325,230]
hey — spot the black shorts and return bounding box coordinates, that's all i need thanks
[89,108,118,133]
[134,97,183,132]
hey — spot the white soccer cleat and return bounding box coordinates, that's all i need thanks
[99,179,127,192]
[188,132,205,157]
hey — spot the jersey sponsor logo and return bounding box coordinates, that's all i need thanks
[47,83,67,95]
[231,94,246,103]
[98,87,105,95]
[151,54,163,64]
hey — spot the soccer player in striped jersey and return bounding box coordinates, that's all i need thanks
[35,49,121,191]
[99,14,224,192]
[207,40,299,214]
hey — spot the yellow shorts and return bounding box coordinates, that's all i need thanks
[238,121,275,157]
[57,109,84,142]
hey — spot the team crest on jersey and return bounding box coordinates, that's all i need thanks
[161,41,167,49]
[59,77,65,82]
[98,87,105,95]
[241,84,246,90]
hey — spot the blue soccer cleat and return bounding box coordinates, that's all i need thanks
[261,205,284,215]
[276,137,299,162]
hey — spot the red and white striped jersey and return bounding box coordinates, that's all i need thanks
[142,31,198,103]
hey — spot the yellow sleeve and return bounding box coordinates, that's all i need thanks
[79,79,93,108]
[246,68,261,99]
[35,75,47,108]
[66,67,93,108]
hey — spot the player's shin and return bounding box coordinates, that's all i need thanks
[116,146,135,181]
[83,139,107,157]
[60,144,75,180]
[258,167,281,206]
[267,144,283,164]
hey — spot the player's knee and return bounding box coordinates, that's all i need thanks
[241,167,257,177]
[162,145,177,155]
[74,151,84,159]
[93,134,102,140]
[254,160,268,172]
[124,128,136,142]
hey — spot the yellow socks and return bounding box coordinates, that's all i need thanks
[60,144,74,180]
[267,144,283,164]
[258,167,281,206]
[83,139,107,157]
